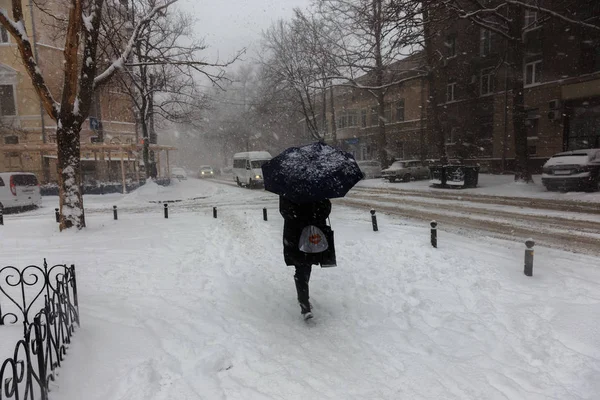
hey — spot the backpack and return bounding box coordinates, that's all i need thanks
[298,225,329,253]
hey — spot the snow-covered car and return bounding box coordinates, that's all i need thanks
[357,160,382,179]
[541,149,600,192]
[199,165,215,178]
[171,167,188,181]
[381,160,429,182]
[0,172,42,211]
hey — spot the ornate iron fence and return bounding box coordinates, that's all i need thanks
[0,260,79,400]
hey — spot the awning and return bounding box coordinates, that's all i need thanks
[43,155,137,162]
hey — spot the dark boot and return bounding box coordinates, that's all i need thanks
[294,265,312,314]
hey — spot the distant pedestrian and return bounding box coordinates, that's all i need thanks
[279,196,331,320]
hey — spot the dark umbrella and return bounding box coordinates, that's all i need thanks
[261,142,363,203]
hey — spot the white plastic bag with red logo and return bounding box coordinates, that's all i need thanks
[298,225,329,253]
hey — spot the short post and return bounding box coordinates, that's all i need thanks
[263,207,268,221]
[430,220,438,248]
[213,206,217,219]
[55,208,60,223]
[524,239,535,277]
[370,209,378,232]
[164,203,168,219]
[113,205,118,220]
[0,206,3,226]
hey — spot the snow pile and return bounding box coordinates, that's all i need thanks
[1,179,599,399]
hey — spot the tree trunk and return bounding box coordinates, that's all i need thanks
[376,92,388,167]
[508,7,532,182]
[56,117,85,230]
[329,83,337,145]
[423,6,447,164]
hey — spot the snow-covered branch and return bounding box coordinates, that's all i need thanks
[93,0,179,88]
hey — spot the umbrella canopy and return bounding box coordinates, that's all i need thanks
[261,142,363,203]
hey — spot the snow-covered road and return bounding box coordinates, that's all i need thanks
[1,179,599,399]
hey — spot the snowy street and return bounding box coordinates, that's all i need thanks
[2,178,600,399]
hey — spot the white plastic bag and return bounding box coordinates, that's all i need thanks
[298,225,329,253]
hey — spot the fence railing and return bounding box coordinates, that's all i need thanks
[0,260,79,400]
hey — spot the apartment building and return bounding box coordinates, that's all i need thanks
[425,1,600,171]
[317,53,428,162]
[0,0,137,183]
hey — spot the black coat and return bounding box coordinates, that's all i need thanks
[279,197,332,266]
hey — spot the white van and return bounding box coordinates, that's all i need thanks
[0,172,42,210]
[233,151,272,188]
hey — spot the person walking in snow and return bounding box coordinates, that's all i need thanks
[279,196,332,320]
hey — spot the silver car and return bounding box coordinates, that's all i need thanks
[357,160,382,179]
[381,160,430,182]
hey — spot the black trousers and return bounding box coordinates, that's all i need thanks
[294,265,312,306]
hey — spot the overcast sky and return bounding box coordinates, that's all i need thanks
[179,0,312,66]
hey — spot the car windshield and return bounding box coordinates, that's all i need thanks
[390,162,405,169]
[201,167,212,171]
[251,160,269,169]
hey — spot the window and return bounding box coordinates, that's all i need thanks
[361,109,367,128]
[526,109,540,138]
[447,82,456,102]
[0,26,8,44]
[446,35,456,58]
[396,99,405,122]
[524,9,538,29]
[525,60,542,86]
[384,103,392,123]
[347,110,358,127]
[4,135,18,144]
[370,106,378,126]
[0,85,16,116]
[480,29,492,56]
[480,69,494,96]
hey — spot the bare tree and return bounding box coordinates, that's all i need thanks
[260,12,338,141]
[438,0,600,182]
[316,0,425,167]
[99,1,238,178]
[0,0,186,229]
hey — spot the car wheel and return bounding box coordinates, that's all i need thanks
[388,177,396,183]
[236,178,241,187]
[248,179,253,189]
[403,174,411,182]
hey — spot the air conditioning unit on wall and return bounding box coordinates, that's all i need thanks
[548,99,561,110]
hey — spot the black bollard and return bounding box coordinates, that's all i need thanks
[370,209,378,232]
[164,203,169,219]
[55,208,60,223]
[213,206,217,219]
[0,206,3,226]
[524,239,535,277]
[263,207,268,221]
[430,220,438,248]
[113,205,118,220]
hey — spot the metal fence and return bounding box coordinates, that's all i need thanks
[0,260,80,400]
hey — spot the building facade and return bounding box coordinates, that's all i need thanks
[425,1,600,171]
[0,0,137,183]
[314,53,428,162]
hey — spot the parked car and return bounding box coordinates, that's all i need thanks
[0,172,42,211]
[233,151,272,188]
[542,149,600,192]
[357,160,382,179]
[170,167,187,181]
[199,165,215,178]
[381,160,430,182]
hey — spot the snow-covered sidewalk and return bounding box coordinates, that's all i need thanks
[1,180,599,399]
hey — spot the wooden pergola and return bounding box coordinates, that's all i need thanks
[0,143,177,193]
